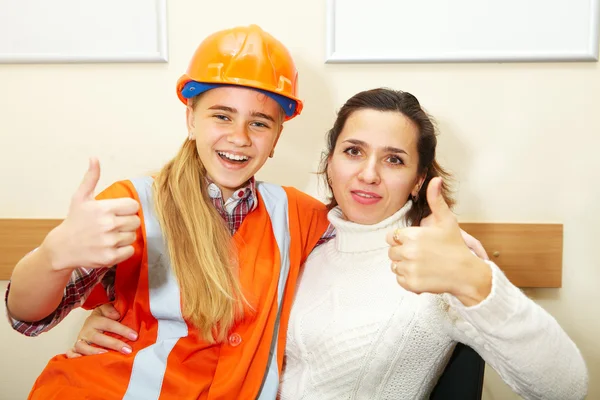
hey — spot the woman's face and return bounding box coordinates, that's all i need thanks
[327,109,425,225]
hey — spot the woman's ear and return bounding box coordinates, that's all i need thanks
[412,175,427,197]
[326,160,334,186]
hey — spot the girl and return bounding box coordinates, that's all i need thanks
[6,24,331,400]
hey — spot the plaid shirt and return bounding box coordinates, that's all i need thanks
[5,178,336,336]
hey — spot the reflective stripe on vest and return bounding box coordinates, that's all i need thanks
[123,176,189,400]
[122,178,291,400]
[255,182,291,400]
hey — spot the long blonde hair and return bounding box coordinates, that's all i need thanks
[152,138,245,343]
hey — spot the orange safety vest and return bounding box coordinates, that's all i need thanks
[27,177,329,400]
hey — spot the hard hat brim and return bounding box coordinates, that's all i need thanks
[180,81,298,118]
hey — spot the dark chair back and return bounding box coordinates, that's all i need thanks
[429,343,485,400]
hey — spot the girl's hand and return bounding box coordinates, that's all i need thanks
[44,158,141,271]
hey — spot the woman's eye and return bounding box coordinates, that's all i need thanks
[388,156,404,165]
[214,114,230,121]
[344,147,361,156]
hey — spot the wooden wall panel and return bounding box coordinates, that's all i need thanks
[460,223,563,288]
[0,219,563,288]
[0,219,61,281]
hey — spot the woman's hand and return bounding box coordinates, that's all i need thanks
[387,177,492,306]
[66,303,138,358]
[420,201,489,261]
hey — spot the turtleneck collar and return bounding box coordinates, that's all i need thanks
[327,201,412,253]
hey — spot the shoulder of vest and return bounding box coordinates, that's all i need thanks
[256,182,325,209]
[94,177,150,202]
[280,186,327,211]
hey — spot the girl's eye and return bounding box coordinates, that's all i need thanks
[214,114,230,121]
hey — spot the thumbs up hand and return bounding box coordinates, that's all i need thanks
[43,158,141,271]
[421,200,489,261]
[386,177,492,306]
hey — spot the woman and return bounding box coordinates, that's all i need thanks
[75,88,588,399]
[5,24,331,400]
[278,88,587,399]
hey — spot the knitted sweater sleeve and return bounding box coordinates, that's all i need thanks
[442,262,588,400]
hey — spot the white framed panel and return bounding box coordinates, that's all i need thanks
[326,0,600,63]
[0,0,168,63]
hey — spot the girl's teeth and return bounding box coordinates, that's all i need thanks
[219,152,248,161]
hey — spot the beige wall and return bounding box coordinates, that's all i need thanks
[1,1,598,399]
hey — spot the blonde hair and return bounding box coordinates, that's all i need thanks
[152,136,245,343]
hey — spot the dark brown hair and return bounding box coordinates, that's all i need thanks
[320,88,454,226]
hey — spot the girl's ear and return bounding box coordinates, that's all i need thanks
[186,106,196,139]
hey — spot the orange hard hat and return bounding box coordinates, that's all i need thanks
[176,24,303,120]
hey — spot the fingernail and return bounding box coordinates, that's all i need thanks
[128,332,138,341]
[97,349,107,354]
[122,346,132,354]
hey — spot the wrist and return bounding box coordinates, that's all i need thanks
[452,254,492,307]
[40,224,76,272]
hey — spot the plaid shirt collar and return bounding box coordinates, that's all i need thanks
[206,177,257,234]
[205,177,336,248]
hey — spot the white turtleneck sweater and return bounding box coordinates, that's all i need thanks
[279,204,587,400]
